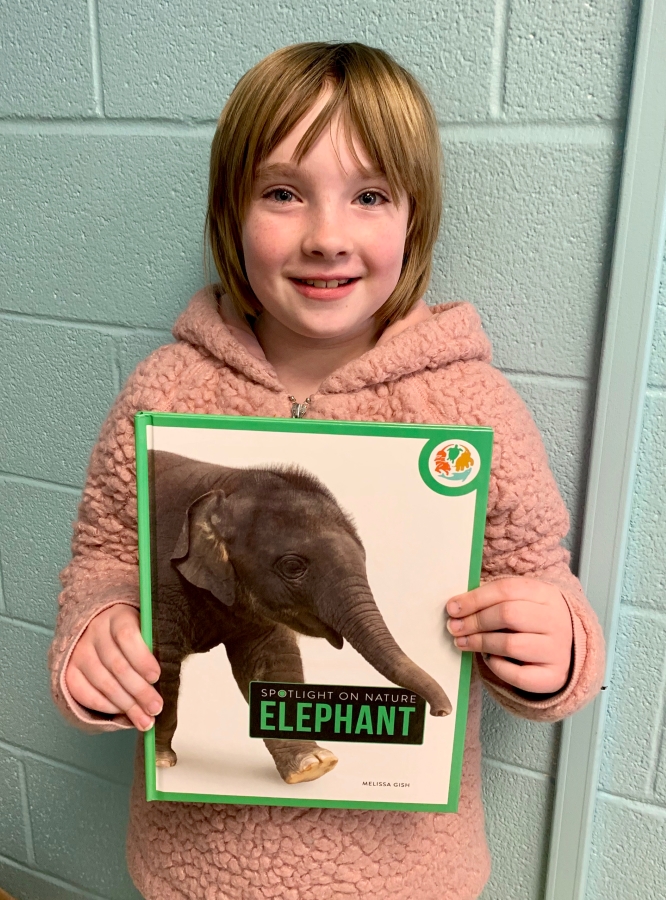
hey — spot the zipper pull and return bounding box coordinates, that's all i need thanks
[289,396,311,418]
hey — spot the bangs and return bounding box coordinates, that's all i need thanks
[250,47,432,208]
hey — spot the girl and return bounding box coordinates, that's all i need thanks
[50,42,604,900]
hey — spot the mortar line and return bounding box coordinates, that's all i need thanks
[650,728,666,800]
[0,614,54,637]
[597,791,666,820]
[439,122,618,145]
[0,548,6,614]
[0,471,81,494]
[0,738,132,789]
[482,756,551,782]
[489,0,511,119]
[17,760,36,866]
[0,853,112,900]
[87,0,105,117]
[646,383,666,395]
[617,605,666,624]
[0,308,173,339]
[111,342,122,394]
[645,642,666,795]
[0,117,217,136]
[0,117,618,142]
[505,371,589,388]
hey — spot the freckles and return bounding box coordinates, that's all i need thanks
[244,221,287,269]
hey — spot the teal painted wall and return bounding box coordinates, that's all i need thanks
[0,2,640,898]
[585,238,666,898]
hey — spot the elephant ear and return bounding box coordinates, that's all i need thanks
[171,490,236,606]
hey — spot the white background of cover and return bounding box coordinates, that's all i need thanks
[150,424,477,806]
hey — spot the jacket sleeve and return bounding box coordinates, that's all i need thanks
[48,343,184,733]
[474,368,605,722]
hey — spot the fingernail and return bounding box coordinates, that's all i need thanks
[148,672,160,684]
[447,600,461,615]
[447,618,463,633]
[454,636,468,648]
[147,701,162,716]
[138,716,154,731]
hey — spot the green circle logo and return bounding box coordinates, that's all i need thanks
[278,690,287,698]
[419,438,482,495]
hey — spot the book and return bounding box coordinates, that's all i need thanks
[135,412,493,812]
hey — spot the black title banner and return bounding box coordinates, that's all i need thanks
[249,681,426,744]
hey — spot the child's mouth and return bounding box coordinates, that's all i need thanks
[295,278,355,288]
[290,277,360,300]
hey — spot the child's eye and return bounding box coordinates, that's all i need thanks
[356,191,389,207]
[265,188,295,203]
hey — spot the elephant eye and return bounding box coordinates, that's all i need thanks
[275,554,308,581]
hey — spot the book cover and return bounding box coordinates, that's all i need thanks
[135,412,492,812]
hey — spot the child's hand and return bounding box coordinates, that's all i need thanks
[65,605,162,731]
[446,578,573,694]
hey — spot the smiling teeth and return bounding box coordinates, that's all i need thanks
[304,279,350,288]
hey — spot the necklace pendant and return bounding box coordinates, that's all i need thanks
[289,396,311,419]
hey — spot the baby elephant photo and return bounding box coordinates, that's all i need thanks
[150,450,452,785]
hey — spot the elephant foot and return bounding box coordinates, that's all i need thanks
[284,747,338,784]
[269,742,338,784]
[155,747,178,768]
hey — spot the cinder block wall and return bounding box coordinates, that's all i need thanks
[0,2,640,898]
[585,246,666,898]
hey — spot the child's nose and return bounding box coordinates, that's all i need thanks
[302,209,353,259]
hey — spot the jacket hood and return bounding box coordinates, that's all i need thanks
[172,285,492,395]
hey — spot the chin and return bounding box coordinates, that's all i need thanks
[294,305,379,335]
[298,320,369,342]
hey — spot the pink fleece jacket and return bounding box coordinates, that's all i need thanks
[49,286,605,900]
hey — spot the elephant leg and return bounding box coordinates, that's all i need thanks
[225,626,338,785]
[154,657,182,768]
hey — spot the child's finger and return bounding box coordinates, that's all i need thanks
[446,578,554,617]
[110,613,161,684]
[77,652,155,729]
[66,665,123,715]
[123,704,155,732]
[91,675,155,733]
[482,655,567,695]
[78,656,138,711]
[68,665,154,729]
[93,638,163,718]
[452,631,554,663]
[447,600,549,638]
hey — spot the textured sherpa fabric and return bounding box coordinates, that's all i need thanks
[49,285,605,900]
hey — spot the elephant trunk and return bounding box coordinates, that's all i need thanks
[325,588,452,717]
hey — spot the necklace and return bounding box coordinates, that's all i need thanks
[288,396,311,418]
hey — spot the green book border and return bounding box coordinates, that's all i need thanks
[135,411,493,813]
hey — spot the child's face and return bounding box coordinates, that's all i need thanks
[242,92,409,344]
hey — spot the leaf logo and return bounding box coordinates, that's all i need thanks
[427,441,480,486]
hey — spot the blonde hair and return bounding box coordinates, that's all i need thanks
[205,42,442,328]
